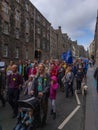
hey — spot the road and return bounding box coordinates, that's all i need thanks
[1,68,94,130]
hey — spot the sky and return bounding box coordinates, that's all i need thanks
[30,0,98,50]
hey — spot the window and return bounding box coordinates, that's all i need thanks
[47,44,50,51]
[26,33,29,42]
[37,27,40,34]
[43,20,46,26]
[3,22,9,34]
[25,18,29,32]
[16,0,20,2]
[16,47,19,58]
[15,20,20,28]
[37,15,40,21]
[26,49,28,59]
[43,31,46,37]
[15,10,20,21]
[25,3,29,11]
[26,18,29,27]
[15,28,19,39]
[37,38,40,48]
[3,44,8,57]
[47,33,50,40]
[3,1,9,14]
[47,26,50,31]
[42,42,45,50]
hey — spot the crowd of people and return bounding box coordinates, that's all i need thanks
[0,58,89,130]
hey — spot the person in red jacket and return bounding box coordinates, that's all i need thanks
[50,64,58,77]
[28,63,37,77]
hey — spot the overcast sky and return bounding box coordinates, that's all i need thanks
[30,0,98,49]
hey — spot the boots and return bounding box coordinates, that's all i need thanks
[50,109,53,115]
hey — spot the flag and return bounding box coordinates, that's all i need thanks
[66,50,73,64]
[61,52,67,61]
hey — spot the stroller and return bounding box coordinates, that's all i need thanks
[14,96,41,130]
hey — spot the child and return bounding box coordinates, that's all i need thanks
[14,108,34,130]
[50,76,58,120]
[23,75,35,96]
[14,107,25,130]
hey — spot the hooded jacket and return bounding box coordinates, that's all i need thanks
[50,76,58,99]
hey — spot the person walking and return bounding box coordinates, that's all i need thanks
[62,65,74,97]
[58,63,65,92]
[8,64,23,118]
[50,76,58,120]
[30,63,50,127]
[0,69,5,107]
[94,67,98,93]
[75,67,84,91]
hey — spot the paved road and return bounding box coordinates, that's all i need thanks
[85,67,98,130]
[0,77,86,130]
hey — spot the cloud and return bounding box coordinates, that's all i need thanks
[30,0,98,48]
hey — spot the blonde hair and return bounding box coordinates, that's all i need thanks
[65,66,71,74]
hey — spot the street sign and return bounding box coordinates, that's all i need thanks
[0,61,5,70]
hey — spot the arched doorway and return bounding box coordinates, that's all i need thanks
[34,49,42,60]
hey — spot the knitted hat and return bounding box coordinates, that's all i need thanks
[51,76,57,81]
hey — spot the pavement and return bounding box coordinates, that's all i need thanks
[85,66,98,130]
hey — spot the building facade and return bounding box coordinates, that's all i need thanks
[89,40,95,59]
[94,11,98,64]
[50,26,58,59]
[0,0,87,64]
[0,0,51,63]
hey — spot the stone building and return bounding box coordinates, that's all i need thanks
[94,10,98,64]
[50,26,58,59]
[89,40,95,59]
[62,33,71,52]
[50,26,86,60]
[55,26,66,59]
[0,0,87,64]
[71,41,79,58]
[0,0,51,63]
[78,45,86,57]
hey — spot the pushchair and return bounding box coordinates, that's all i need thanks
[14,96,41,130]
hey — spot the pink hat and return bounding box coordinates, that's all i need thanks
[29,75,35,78]
[51,76,57,81]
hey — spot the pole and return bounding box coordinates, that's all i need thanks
[33,8,36,60]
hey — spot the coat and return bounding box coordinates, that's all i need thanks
[50,76,58,99]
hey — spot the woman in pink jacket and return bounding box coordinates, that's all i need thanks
[50,76,58,120]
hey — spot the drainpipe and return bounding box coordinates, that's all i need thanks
[33,8,36,60]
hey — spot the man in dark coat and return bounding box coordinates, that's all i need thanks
[0,70,5,107]
[8,64,23,118]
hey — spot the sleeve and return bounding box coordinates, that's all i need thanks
[18,74,23,85]
[94,68,98,79]
[43,74,50,94]
[26,118,33,125]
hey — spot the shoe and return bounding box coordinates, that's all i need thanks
[12,114,17,118]
[41,121,46,127]
[2,103,5,107]
[53,112,56,120]
[50,109,53,115]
